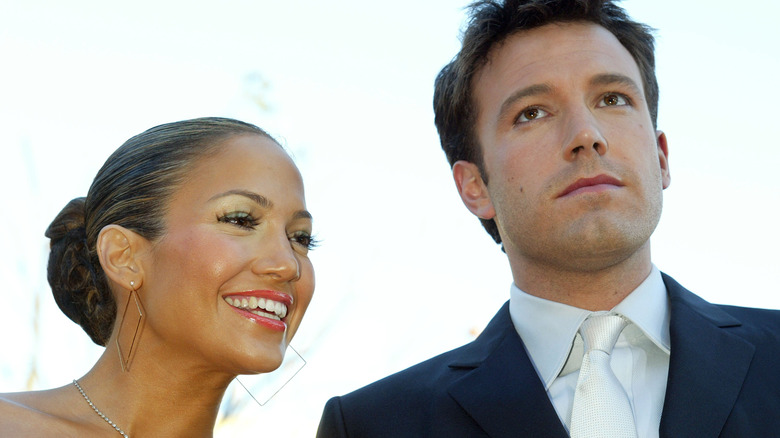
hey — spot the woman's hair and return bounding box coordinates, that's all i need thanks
[45,117,275,346]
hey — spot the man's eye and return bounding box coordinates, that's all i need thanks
[516,107,549,123]
[599,93,629,107]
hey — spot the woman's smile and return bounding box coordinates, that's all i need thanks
[223,290,293,331]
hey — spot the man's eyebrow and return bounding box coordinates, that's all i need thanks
[590,73,643,95]
[498,83,553,120]
[209,189,273,208]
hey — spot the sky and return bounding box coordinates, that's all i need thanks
[1,0,779,435]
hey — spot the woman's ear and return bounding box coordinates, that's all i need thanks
[452,160,496,220]
[96,225,148,290]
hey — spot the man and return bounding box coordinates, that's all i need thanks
[317,0,780,436]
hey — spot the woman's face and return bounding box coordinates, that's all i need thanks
[137,134,315,375]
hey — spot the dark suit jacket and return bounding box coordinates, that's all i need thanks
[317,274,780,437]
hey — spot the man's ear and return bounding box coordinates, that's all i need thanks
[96,224,148,290]
[453,160,496,220]
[656,130,671,189]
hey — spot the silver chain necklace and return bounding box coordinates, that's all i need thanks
[73,379,130,438]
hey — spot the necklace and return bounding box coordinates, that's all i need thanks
[73,379,129,438]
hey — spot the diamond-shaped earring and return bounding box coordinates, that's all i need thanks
[233,345,307,408]
[116,280,145,372]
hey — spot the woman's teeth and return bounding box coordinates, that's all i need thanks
[224,296,288,319]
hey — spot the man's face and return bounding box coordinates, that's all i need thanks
[458,21,670,277]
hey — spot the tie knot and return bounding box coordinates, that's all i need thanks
[579,313,627,354]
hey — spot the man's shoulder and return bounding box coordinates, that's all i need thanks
[715,303,780,334]
[317,329,516,438]
[715,302,780,318]
[336,302,515,405]
[664,272,780,340]
[339,335,484,404]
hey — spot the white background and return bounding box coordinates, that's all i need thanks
[1,0,779,435]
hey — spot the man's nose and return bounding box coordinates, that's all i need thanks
[561,109,608,161]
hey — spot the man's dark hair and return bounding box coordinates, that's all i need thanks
[433,0,657,244]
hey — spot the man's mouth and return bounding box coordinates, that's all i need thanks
[558,174,623,198]
[224,296,288,320]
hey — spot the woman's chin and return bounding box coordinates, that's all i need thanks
[235,346,287,375]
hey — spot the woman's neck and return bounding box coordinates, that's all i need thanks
[77,346,234,437]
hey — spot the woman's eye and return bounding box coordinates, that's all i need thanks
[599,93,629,107]
[217,212,259,230]
[516,107,549,124]
[290,231,319,252]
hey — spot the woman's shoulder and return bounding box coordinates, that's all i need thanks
[0,386,97,436]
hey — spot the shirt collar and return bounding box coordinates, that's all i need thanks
[613,266,671,355]
[508,265,670,389]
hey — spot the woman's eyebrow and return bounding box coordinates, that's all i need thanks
[294,210,313,220]
[209,189,273,208]
[210,190,312,221]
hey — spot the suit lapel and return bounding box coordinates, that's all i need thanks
[447,304,569,438]
[659,274,755,438]
[444,276,755,437]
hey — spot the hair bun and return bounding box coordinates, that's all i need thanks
[46,197,114,345]
[44,118,270,346]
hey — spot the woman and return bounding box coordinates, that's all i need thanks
[0,117,316,436]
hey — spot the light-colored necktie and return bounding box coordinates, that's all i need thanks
[570,313,638,438]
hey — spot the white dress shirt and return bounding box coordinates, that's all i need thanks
[508,266,671,438]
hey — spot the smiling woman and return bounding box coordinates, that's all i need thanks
[0,117,316,437]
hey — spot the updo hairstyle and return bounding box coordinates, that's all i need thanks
[45,117,274,346]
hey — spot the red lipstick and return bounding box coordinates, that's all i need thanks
[223,290,292,332]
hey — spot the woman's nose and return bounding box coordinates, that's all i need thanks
[250,233,300,282]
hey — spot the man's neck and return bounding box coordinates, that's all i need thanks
[510,243,653,311]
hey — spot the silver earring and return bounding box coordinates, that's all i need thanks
[225,345,307,411]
